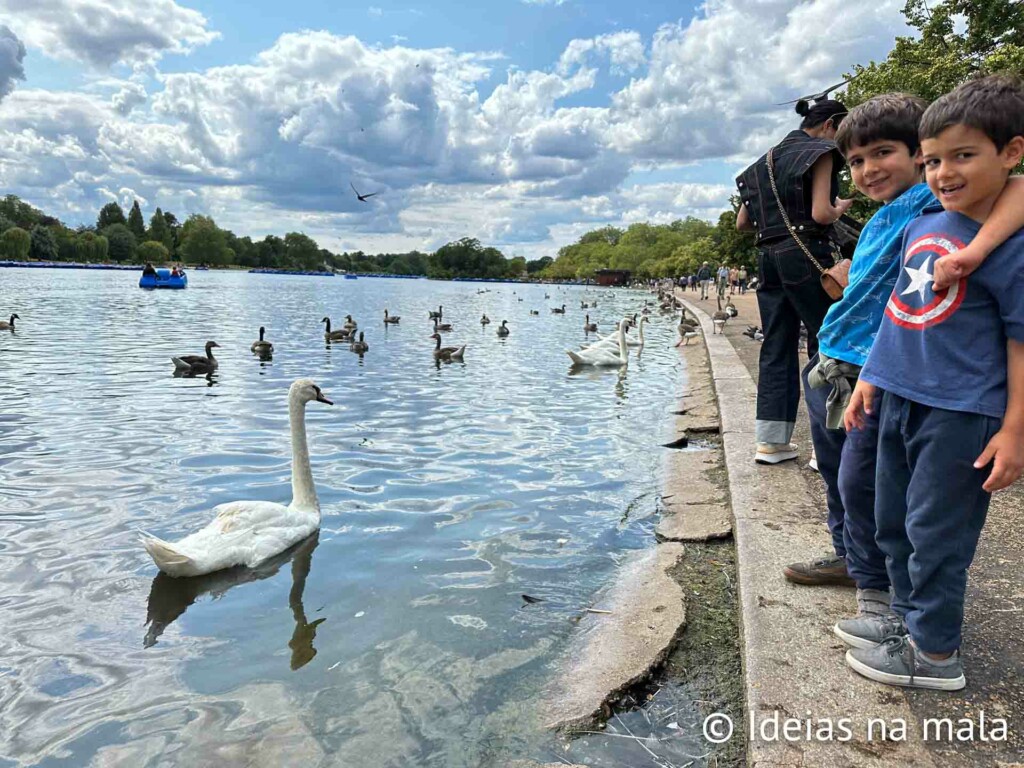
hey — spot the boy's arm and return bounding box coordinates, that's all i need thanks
[975,339,1024,492]
[933,176,1024,290]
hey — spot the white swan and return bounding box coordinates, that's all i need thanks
[585,315,647,349]
[567,318,629,367]
[141,379,333,577]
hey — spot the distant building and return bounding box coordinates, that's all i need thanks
[595,269,630,286]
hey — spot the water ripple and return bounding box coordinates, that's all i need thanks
[0,270,691,765]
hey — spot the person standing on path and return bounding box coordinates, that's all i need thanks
[716,264,729,297]
[738,266,748,293]
[697,262,712,299]
[736,97,852,464]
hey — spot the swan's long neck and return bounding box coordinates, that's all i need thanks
[618,321,628,361]
[638,319,646,343]
[289,398,319,513]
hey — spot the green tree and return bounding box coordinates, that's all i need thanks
[29,225,58,261]
[137,240,169,264]
[0,226,31,260]
[0,195,43,230]
[429,237,511,279]
[284,232,321,271]
[527,256,553,274]
[179,214,230,265]
[75,231,108,262]
[97,202,127,231]
[710,205,757,272]
[147,207,172,249]
[843,0,1024,106]
[103,224,137,262]
[127,200,146,240]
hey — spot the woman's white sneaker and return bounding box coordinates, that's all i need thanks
[755,442,799,464]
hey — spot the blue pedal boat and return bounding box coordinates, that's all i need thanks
[140,269,188,289]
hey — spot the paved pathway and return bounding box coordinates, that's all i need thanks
[679,286,1024,766]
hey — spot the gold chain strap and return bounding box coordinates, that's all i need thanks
[766,147,828,275]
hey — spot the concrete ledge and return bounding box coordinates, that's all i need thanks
[679,294,936,768]
[545,543,686,732]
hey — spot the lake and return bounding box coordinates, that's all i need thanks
[0,268,692,766]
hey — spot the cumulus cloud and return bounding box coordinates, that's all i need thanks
[0,0,219,68]
[0,25,26,102]
[604,0,908,162]
[0,0,915,258]
[111,81,147,114]
[557,31,645,76]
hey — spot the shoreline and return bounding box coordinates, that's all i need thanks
[543,307,745,766]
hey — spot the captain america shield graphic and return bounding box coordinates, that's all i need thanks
[884,233,968,330]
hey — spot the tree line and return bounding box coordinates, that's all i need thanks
[0,196,543,279]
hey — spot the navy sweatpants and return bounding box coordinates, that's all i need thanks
[803,357,890,589]
[838,405,889,591]
[875,391,1000,654]
[802,356,846,558]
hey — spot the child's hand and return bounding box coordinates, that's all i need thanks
[932,245,985,291]
[835,198,854,218]
[844,380,877,432]
[975,428,1024,492]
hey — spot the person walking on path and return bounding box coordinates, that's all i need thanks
[697,262,712,300]
[736,97,852,464]
[738,267,748,294]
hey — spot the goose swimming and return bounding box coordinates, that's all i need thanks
[0,313,18,330]
[141,379,333,577]
[251,326,273,355]
[322,317,351,341]
[431,332,465,361]
[350,331,369,354]
[384,309,400,324]
[496,320,510,337]
[172,341,219,374]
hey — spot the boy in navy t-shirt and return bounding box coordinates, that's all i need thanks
[844,75,1024,690]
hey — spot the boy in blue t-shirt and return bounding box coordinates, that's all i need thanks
[844,75,1024,690]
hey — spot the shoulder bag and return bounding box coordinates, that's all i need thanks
[766,147,851,300]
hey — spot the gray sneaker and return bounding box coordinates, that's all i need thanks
[846,634,965,691]
[834,590,897,649]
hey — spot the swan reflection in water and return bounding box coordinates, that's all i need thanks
[144,532,325,670]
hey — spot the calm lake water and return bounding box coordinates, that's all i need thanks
[0,268,699,767]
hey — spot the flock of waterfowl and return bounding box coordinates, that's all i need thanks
[4,282,732,580]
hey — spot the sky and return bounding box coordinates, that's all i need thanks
[0,0,913,258]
